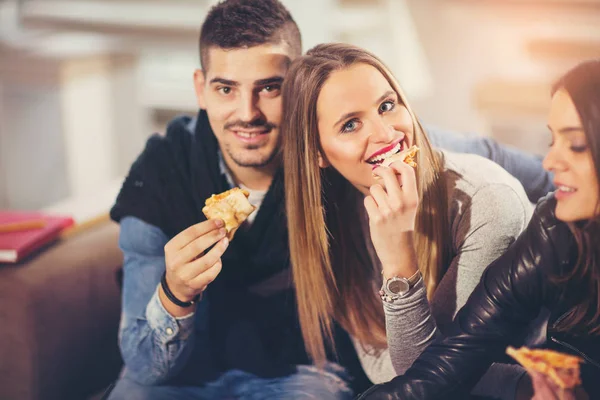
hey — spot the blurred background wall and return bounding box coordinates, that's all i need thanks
[0,0,599,216]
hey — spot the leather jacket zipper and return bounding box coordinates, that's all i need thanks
[550,336,600,369]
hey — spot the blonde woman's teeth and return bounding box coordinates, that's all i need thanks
[367,143,401,164]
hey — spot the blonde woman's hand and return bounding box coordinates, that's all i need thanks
[365,160,419,279]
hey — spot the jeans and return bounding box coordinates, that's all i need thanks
[108,363,354,400]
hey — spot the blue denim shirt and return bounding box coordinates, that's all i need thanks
[118,216,210,385]
[116,125,554,386]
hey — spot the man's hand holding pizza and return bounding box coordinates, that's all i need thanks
[160,188,255,317]
[161,219,229,317]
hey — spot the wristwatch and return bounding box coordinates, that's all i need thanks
[379,270,421,303]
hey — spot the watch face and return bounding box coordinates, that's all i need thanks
[387,278,410,295]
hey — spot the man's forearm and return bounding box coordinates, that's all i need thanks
[159,283,198,318]
[119,288,197,385]
[118,217,202,385]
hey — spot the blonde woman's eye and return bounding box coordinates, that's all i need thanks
[379,100,395,113]
[342,119,359,133]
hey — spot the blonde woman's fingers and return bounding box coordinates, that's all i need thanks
[372,165,403,200]
[364,195,382,222]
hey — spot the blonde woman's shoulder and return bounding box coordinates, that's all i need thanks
[440,149,534,237]
[440,149,530,193]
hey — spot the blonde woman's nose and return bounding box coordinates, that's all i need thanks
[370,121,396,143]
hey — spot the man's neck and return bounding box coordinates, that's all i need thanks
[226,161,278,191]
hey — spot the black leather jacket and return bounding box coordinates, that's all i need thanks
[358,195,600,399]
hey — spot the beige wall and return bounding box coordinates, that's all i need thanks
[407,0,599,152]
[1,0,599,212]
[0,80,68,209]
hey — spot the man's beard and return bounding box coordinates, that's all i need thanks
[225,145,280,168]
[223,118,279,168]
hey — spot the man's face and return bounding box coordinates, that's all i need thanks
[194,44,293,170]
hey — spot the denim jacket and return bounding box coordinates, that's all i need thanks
[117,216,212,385]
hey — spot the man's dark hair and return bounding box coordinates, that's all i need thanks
[199,0,302,71]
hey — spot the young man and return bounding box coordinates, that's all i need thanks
[109,2,360,399]
[108,1,553,398]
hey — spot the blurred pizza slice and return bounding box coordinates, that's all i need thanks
[506,346,583,389]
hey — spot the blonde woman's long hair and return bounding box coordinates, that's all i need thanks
[282,43,451,364]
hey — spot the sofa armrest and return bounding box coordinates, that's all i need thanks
[0,221,124,400]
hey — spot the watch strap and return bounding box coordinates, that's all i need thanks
[405,270,421,286]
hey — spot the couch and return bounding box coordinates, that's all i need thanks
[0,220,124,400]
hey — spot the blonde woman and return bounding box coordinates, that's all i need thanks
[281,43,533,399]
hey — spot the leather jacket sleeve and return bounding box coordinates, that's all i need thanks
[358,195,564,399]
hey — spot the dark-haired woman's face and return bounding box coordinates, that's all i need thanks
[543,89,599,221]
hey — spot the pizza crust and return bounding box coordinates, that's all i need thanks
[506,346,583,389]
[202,188,256,240]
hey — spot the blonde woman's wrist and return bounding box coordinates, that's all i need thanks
[381,233,418,279]
[382,264,418,280]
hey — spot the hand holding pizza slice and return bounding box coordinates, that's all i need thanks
[202,188,256,240]
[506,346,584,390]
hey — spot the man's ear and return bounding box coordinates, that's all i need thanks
[318,151,330,168]
[193,69,207,109]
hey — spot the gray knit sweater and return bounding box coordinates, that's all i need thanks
[354,151,534,400]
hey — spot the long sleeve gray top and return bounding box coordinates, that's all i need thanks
[354,151,534,400]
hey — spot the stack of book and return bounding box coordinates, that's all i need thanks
[0,211,75,264]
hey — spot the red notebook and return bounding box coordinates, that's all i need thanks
[0,211,75,263]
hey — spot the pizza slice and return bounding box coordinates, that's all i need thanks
[506,346,584,389]
[372,145,420,179]
[381,146,419,168]
[381,145,420,169]
[202,188,256,240]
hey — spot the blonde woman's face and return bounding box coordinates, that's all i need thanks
[543,89,599,221]
[316,63,415,195]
